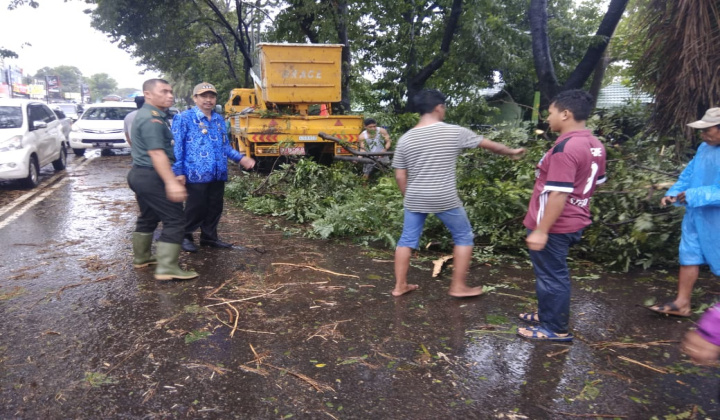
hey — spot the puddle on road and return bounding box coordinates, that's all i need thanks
[1,155,719,419]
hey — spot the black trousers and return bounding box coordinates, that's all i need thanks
[127,166,184,244]
[184,181,226,242]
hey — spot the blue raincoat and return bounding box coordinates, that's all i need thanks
[666,142,720,274]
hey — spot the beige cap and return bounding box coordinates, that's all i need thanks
[687,108,720,129]
[192,82,217,96]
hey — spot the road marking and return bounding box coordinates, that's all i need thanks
[0,158,91,231]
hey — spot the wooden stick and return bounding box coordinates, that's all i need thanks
[206,281,229,299]
[271,263,359,278]
[205,286,284,307]
[265,362,335,393]
[618,356,668,374]
[229,303,240,338]
[591,340,678,350]
[546,348,570,358]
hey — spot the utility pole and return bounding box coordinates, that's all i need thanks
[44,75,49,104]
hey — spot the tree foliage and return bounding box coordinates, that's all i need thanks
[89,0,275,100]
[85,73,118,101]
[226,104,687,271]
[34,65,83,93]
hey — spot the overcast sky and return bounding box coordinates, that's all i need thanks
[0,0,161,89]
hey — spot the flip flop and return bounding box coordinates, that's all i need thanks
[644,302,691,318]
[517,325,573,342]
[518,312,540,324]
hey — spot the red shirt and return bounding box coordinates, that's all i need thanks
[523,129,607,233]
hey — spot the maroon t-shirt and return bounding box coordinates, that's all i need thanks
[523,129,607,233]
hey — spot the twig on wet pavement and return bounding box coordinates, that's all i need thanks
[246,343,335,393]
[271,263,360,278]
[205,285,284,307]
[307,319,352,341]
[618,355,668,374]
[185,363,231,376]
[213,315,276,335]
[546,348,570,358]
[228,303,240,337]
[54,274,117,299]
[205,281,229,298]
[265,362,336,393]
[590,340,678,350]
[141,382,158,404]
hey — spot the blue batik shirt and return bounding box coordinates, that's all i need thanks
[172,106,244,183]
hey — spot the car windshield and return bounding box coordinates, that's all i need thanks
[81,107,133,121]
[0,106,23,129]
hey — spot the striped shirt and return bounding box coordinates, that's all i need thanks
[392,122,483,213]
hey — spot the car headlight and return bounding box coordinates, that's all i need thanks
[0,135,23,152]
[71,123,83,132]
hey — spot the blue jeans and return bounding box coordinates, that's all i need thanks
[397,207,474,249]
[528,229,583,334]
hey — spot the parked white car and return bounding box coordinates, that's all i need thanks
[0,98,68,188]
[68,102,136,156]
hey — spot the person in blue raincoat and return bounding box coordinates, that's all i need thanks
[648,108,720,317]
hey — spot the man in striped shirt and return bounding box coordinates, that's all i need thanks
[518,89,606,342]
[391,89,526,297]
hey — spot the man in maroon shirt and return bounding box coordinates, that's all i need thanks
[518,90,607,342]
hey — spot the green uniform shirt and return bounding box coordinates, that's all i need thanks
[131,104,175,167]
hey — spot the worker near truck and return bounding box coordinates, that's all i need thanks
[172,82,256,253]
[391,89,526,297]
[127,79,198,281]
[359,118,392,179]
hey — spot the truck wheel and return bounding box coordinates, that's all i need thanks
[52,144,68,171]
[72,148,85,157]
[20,156,40,189]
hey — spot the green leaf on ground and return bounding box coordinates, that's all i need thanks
[184,330,211,344]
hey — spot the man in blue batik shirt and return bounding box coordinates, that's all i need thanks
[173,82,256,252]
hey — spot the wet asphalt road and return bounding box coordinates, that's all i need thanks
[0,150,719,419]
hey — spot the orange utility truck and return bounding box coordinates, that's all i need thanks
[225,43,363,165]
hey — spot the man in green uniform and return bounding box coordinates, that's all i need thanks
[127,79,198,280]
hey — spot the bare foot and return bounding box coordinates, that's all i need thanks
[392,284,419,297]
[448,286,484,298]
